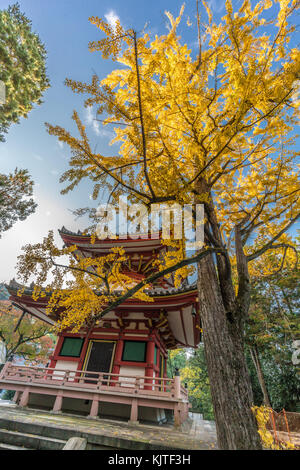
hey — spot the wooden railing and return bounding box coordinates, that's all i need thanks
[0,362,190,425]
[180,385,189,400]
[0,363,186,400]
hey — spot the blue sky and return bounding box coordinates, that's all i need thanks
[0,0,298,282]
[0,0,223,282]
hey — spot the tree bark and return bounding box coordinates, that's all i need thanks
[197,253,262,449]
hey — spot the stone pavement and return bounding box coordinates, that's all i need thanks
[0,398,15,407]
[189,412,217,447]
[0,403,217,450]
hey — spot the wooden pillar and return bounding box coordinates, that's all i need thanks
[19,388,30,407]
[111,336,124,386]
[164,356,167,377]
[50,335,64,369]
[174,403,181,428]
[163,356,167,392]
[174,372,182,427]
[13,390,20,404]
[129,398,139,424]
[77,329,93,372]
[88,394,99,419]
[52,391,63,413]
[174,374,181,399]
[144,336,155,390]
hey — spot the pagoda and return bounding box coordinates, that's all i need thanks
[0,227,201,425]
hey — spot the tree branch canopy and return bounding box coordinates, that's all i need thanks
[16,0,299,333]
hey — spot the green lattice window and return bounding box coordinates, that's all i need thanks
[122,341,147,362]
[59,337,84,357]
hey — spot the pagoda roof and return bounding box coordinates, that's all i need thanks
[59,226,165,254]
[6,279,201,349]
[59,226,174,288]
[6,279,198,309]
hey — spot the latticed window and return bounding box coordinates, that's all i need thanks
[59,337,84,357]
[122,341,147,362]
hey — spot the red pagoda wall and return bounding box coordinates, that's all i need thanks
[49,325,168,382]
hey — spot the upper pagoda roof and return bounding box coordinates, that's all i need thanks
[59,226,174,287]
[59,226,165,255]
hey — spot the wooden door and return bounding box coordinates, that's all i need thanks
[84,341,115,384]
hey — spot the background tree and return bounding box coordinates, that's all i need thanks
[166,347,214,420]
[166,348,187,378]
[0,2,49,141]
[17,0,300,449]
[0,300,54,364]
[0,168,37,237]
[246,239,299,410]
[180,345,214,420]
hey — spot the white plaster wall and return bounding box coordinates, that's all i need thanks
[182,305,194,346]
[119,365,145,388]
[168,310,185,344]
[54,360,78,381]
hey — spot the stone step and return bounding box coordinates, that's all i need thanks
[0,442,32,450]
[0,415,118,450]
[0,416,72,441]
[0,428,66,450]
[0,406,217,450]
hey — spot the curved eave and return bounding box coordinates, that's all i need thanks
[8,293,55,326]
[7,286,201,348]
[59,230,165,255]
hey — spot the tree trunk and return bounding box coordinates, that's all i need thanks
[197,253,262,449]
[250,345,271,408]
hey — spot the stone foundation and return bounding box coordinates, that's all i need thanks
[28,392,167,423]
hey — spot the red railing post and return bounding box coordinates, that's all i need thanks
[52,391,63,413]
[13,390,20,404]
[0,361,10,379]
[174,375,181,400]
[19,388,30,407]
[97,373,103,389]
[282,409,291,442]
[88,394,99,419]
[129,398,138,423]
[61,371,69,386]
[144,337,155,391]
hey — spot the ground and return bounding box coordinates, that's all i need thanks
[0,398,217,450]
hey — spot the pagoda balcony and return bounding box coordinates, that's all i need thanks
[0,362,190,426]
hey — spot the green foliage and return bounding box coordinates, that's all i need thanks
[0,301,55,363]
[174,346,214,421]
[0,3,50,141]
[0,168,37,237]
[264,355,299,411]
[1,389,15,400]
[246,242,300,411]
[166,348,187,377]
[247,348,300,411]
[247,271,299,355]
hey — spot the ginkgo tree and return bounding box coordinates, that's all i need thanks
[17,0,300,450]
